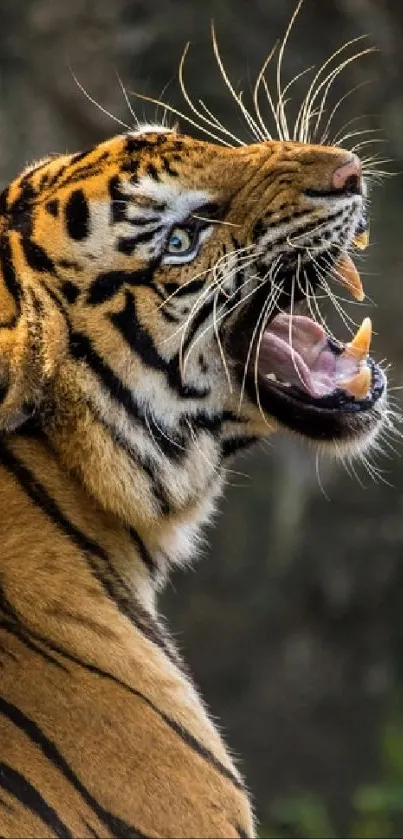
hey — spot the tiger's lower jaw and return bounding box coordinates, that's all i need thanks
[244,362,387,450]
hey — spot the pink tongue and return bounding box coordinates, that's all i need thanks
[256,313,361,398]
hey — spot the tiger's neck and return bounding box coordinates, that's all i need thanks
[0,355,251,654]
[0,429,188,664]
[0,391,224,611]
[40,359,229,572]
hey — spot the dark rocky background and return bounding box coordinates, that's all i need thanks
[2,1,403,835]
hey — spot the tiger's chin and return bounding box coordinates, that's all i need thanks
[229,256,388,455]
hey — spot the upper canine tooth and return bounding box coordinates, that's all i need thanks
[353,229,369,251]
[345,317,372,359]
[339,366,371,399]
[334,254,365,302]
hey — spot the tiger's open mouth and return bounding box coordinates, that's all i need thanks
[232,228,387,440]
[253,312,384,411]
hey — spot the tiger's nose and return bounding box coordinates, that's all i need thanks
[332,154,363,195]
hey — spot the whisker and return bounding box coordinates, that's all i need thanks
[181,264,262,375]
[211,23,264,142]
[252,43,278,140]
[310,46,374,142]
[334,127,383,148]
[251,277,284,429]
[213,286,233,392]
[69,67,132,130]
[321,82,374,145]
[159,245,254,312]
[276,0,305,141]
[295,37,370,143]
[239,259,283,413]
[178,43,244,146]
[115,71,139,128]
[308,46,375,144]
[130,90,234,147]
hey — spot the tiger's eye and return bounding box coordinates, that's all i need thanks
[167,227,192,254]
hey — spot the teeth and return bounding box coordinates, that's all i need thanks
[345,317,372,360]
[266,372,291,387]
[339,366,371,399]
[353,229,369,251]
[334,254,365,302]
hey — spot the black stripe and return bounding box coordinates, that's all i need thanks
[84,399,173,517]
[252,207,343,246]
[0,618,69,672]
[65,189,91,241]
[70,149,92,165]
[71,331,204,451]
[0,580,244,793]
[117,228,161,255]
[3,618,245,795]
[127,216,160,227]
[60,152,110,188]
[110,290,209,399]
[0,702,148,838]
[45,163,68,190]
[128,528,159,578]
[87,266,155,306]
[163,277,205,298]
[70,325,216,457]
[0,234,21,319]
[60,280,79,304]
[0,185,10,216]
[45,199,59,217]
[0,760,73,838]
[83,821,101,838]
[160,157,178,177]
[21,236,56,274]
[125,135,166,155]
[7,181,36,235]
[108,175,128,223]
[57,259,82,272]
[181,294,216,355]
[0,443,174,662]
[221,436,256,459]
[71,331,145,420]
[147,162,160,181]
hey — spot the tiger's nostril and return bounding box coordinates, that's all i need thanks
[332,155,362,195]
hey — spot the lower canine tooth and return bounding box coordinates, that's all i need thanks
[335,253,365,302]
[339,366,371,399]
[345,317,372,359]
[267,372,277,381]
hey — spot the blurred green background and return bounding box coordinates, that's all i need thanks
[2,1,403,836]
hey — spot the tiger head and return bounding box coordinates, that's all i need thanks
[0,127,387,545]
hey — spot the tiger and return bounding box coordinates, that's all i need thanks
[0,106,388,836]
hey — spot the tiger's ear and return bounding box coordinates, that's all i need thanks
[0,279,67,431]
